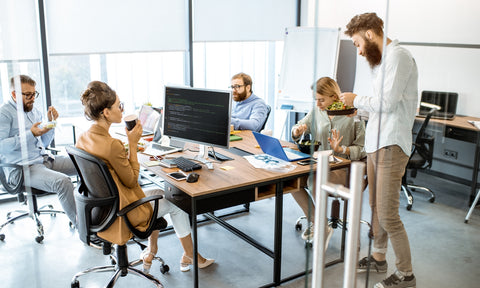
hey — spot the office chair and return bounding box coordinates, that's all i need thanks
[260,105,272,132]
[402,102,440,210]
[465,189,480,223]
[66,146,169,288]
[0,160,69,243]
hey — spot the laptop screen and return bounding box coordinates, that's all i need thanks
[138,105,160,132]
[419,91,458,118]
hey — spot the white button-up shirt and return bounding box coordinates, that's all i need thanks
[354,39,418,156]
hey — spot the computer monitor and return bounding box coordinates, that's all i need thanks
[163,85,232,168]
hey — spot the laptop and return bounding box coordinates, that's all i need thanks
[252,132,310,162]
[417,91,458,120]
[117,105,160,137]
[142,118,184,156]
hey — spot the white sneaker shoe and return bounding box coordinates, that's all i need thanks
[302,223,334,251]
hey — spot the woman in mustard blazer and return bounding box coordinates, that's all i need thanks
[77,81,213,272]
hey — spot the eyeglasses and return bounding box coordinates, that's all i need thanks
[229,84,245,90]
[22,91,39,100]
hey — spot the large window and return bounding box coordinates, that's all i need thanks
[48,52,186,145]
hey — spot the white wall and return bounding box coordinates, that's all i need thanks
[305,0,480,117]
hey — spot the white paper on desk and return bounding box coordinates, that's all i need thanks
[244,154,296,173]
[468,121,480,130]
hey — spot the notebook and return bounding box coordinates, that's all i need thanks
[417,91,458,120]
[252,131,310,162]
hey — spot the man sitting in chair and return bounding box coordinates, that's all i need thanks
[230,72,269,132]
[0,75,77,225]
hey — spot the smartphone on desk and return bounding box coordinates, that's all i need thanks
[297,159,317,166]
[167,171,187,181]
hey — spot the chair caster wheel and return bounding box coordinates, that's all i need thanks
[305,241,313,248]
[0,234,5,241]
[160,264,169,274]
[295,223,302,231]
[429,197,435,203]
[69,221,76,229]
[406,204,412,211]
[35,235,44,243]
[71,280,80,288]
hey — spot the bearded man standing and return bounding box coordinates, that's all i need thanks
[340,12,418,288]
[230,72,268,132]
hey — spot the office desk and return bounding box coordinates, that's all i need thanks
[140,131,350,287]
[417,115,480,203]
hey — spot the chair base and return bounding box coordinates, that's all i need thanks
[71,245,168,288]
[401,183,435,211]
[465,189,480,223]
[0,204,66,243]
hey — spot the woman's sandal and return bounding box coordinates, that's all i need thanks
[140,249,156,273]
[180,255,215,272]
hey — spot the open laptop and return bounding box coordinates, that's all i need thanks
[142,117,184,156]
[252,132,310,162]
[117,105,160,137]
[417,91,458,120]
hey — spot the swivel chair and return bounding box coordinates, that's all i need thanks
[66,146,169,288]
[0,160,68,243]
[259,105,272,132]
[402,102,440,210]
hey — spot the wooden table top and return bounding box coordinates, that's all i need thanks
[140,130,350,197]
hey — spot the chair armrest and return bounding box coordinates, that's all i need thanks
[118,194,165,239]
[117,194,164,217]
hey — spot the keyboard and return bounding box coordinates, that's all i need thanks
[172,157,202,172]
[151,143,175,152]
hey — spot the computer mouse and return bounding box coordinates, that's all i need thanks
[186,172,200,183]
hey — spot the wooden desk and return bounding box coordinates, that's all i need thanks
[140,131,350,287]
[417,115,480,202]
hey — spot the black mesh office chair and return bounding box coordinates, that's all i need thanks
[0,160,68,243]
[402,102,440,210]
[66,146,169,288]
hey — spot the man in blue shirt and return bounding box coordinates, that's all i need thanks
[230,73,269,132]
[0,75,77,225]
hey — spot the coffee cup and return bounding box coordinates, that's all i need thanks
[124,114,138,131]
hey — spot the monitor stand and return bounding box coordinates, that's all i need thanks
[192,144,214,170]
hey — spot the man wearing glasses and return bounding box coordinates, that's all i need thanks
[230,72,268,132]
[0,75,77,226]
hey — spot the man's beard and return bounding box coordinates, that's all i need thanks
[364,38,382,68]
[233,90,248,102]
[23,102,34,112]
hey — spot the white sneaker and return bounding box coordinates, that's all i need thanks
[302,224,334,251]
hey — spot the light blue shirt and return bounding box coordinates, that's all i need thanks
[0,98,54,165]
[231,93,268,132]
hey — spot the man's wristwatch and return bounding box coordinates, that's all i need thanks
[341,145,347,154]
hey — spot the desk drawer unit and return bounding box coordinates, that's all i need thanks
[423,123,480,184]
[163,182,256,215]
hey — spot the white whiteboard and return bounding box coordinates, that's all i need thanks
[277,27,341,112]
